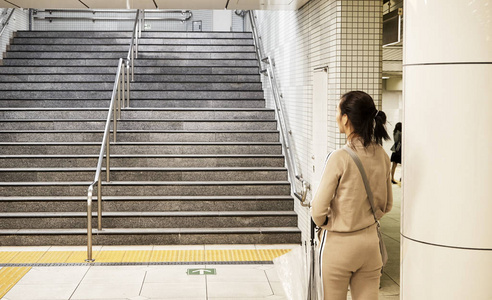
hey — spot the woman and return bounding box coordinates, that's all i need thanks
[312,91,393,300]
[390,122,402,184]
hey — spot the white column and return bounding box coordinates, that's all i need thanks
[402,1,492,299]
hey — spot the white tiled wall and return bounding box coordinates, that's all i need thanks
[0,8,29,61]
[255,0,382,242]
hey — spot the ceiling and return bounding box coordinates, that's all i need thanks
[0,0,310,10]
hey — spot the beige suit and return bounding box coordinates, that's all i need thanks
[312,140,393,300]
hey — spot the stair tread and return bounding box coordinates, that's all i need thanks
[0,154,284,158]
[0,227,301,235]
[0,141,281,145]
[0,195,293,201]
[1,211,297,217]
[0,167,287,171]
[0,181,291,186]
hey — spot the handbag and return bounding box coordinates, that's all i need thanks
[343,145,389,267]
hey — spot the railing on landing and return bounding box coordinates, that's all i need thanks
[247,10,311,208]
[86,10,142,262]
[0,8,16,38]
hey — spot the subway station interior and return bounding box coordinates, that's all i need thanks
[0,0,490,299]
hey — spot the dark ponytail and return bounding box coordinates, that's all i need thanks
[339,91,390,147]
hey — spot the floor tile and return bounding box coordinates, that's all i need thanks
[144,265,206,283]
[206,265,268,283]
[16,266,88,285]
[71,283,142,300]
[207,281,273,298]
[81,266,147,285]
[140,282,207,299]
[4,283,78,300]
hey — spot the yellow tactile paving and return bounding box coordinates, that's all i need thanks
[94,250,126,263]
[0,248,292,264]
[257,249,291,261]
[122,250,152,263]
[8,251,45,264]
[206,250,260,262]
[66,251,99,263]
[37,251,72,264]
[0,267,31,298]
[0,252,19,264]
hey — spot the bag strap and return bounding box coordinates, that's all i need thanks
[343,145,379,223]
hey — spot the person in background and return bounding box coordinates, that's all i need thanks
[312,91,393,300]
[390,122,402,184]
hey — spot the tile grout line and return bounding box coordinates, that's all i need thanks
[67,263,91,300]
[139,270,148,297]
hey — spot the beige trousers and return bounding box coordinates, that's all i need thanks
[318,223,382,300]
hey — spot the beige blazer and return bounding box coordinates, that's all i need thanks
[312,140,393,232]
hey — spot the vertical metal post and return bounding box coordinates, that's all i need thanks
[97,176,102,231]
[126,64,130,107]
[131,47,134,82]
[86,187,94,262]
[106,134,110,182]
[121,64,125,108]
[117,74,121,119]
[113,99,117,143]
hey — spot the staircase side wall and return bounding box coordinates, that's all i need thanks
[0,9,29,62]
[255,0,383,243]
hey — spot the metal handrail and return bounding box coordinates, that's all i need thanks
[33,9,192,22]
[248,11,311,207]
[0,8,15,38]
[86,58,125,262]
[86,10,141,262]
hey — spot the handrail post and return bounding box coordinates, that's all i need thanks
[126,63,130,107]
[117,74,121,119]
[113,97,117,143]
[86,186,94,262]
[106,132,110,182]
[121,63,125,107]
[97,176,102,231]
[131,46,134,82]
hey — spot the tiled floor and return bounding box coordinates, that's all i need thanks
[0,169,402,300]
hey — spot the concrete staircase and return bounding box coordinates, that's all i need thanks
[0,31,301,245]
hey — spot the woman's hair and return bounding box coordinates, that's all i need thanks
[394,122,402,134]
[339,91,390,147]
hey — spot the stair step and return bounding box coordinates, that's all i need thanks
[15,31,253,39]
[8,44,256,52]
[0,154,285,168]
[0,227,300,246]
[4,51,257,59]
[0,82,263,91]
[0,74,260,83]
[0,167,288,182]
[0,211,297,229]
[0,130,279,143]
[0,181,292,196]
[2,58,258,67]
[0,142,282,155]
[0,66,259,75]
[12,38,255,45]
[0,108,273,119]
[0,119,276,130]
[0,90,264,100]
[0,195,294,212]
[0,99,266,108]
